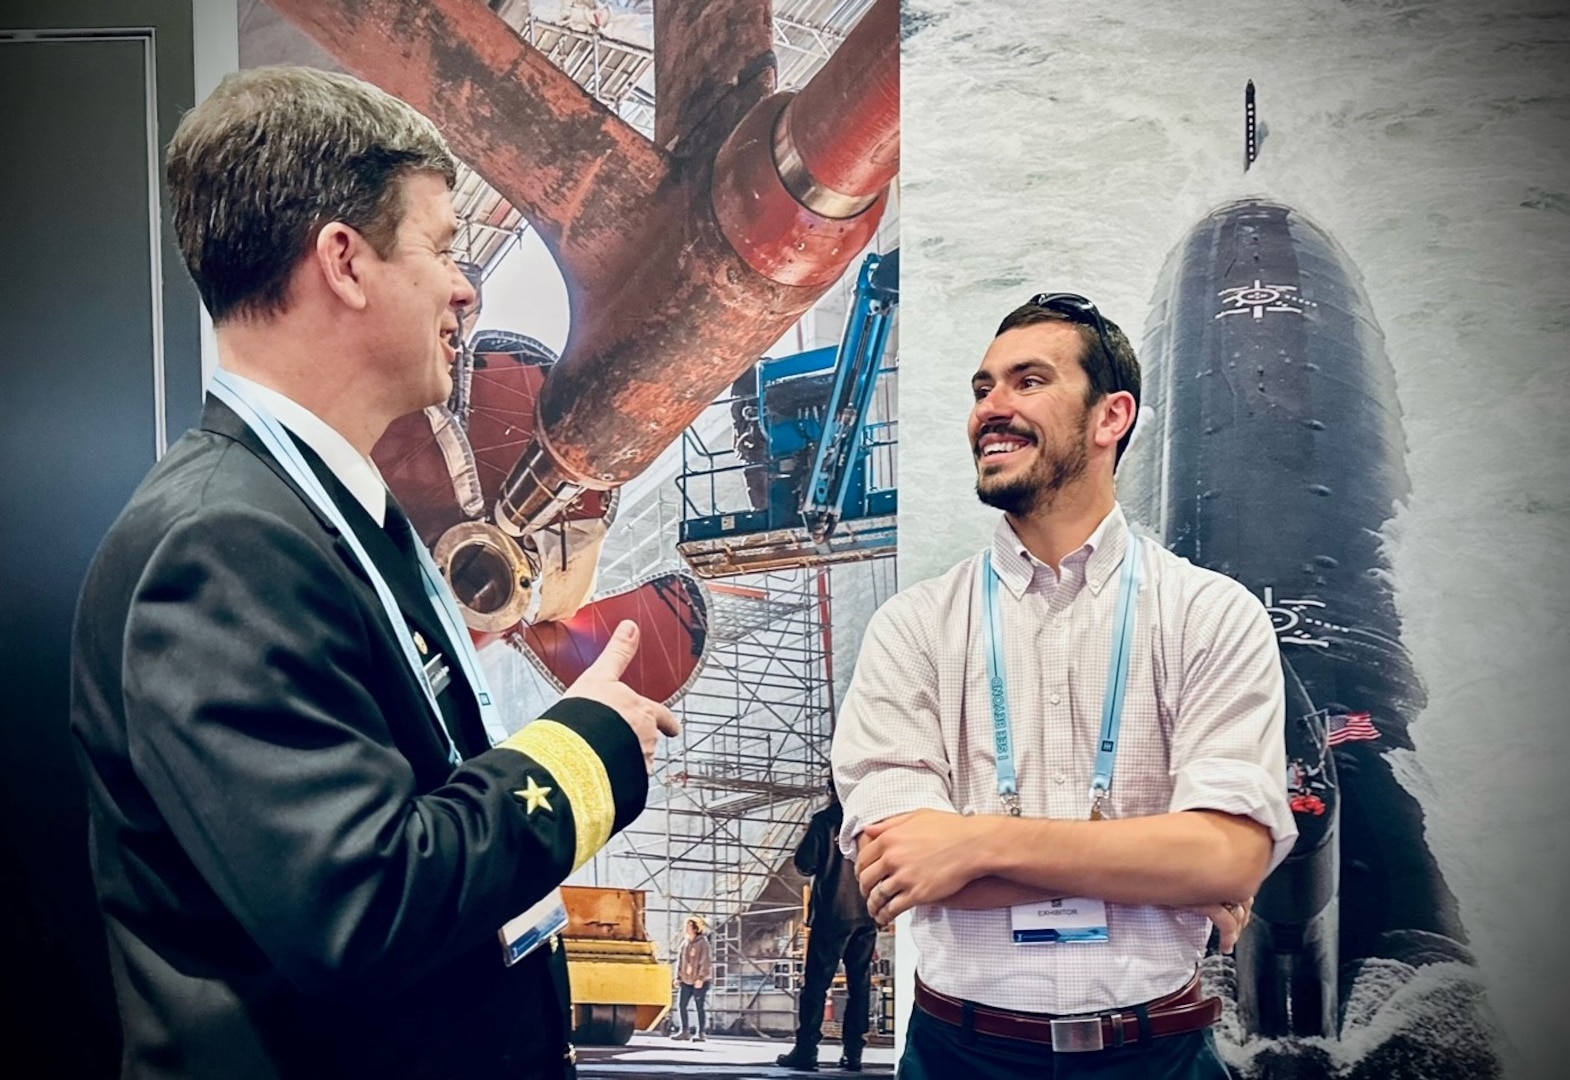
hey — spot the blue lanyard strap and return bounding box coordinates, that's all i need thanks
[982,552,1020,813]
[982,527,1144,818]
[209,371,504,763]
[1091,531,1143,815]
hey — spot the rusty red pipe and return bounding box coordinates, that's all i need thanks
[775,0,900,211]
[497,0,901,531]
[711,0,901,287]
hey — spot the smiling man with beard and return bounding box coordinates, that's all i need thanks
[829,295,1296,1079]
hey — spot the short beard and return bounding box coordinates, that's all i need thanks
[974,409,1091,518]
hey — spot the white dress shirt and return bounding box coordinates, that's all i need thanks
[832,504,1296,1013]
[221,371,388,525]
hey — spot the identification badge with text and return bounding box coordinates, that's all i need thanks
[1010,896,1110,944]
[498,887,570,966]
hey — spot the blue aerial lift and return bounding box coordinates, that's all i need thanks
[676,250,899,579]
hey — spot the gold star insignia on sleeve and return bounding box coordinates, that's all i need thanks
[515,776,554,815]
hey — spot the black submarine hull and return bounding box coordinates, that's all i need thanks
[1121,199,1473,1038]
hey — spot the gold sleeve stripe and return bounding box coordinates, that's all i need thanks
[499,719,614,872]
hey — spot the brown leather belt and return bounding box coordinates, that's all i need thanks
[914,971,1222,1053]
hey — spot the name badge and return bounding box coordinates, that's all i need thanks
[422,652,452,696]
[1010,896,1110,944]
[499,887,570,966]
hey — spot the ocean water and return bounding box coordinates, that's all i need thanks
[900,1,1570,1076]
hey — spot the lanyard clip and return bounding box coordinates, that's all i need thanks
[1001,791,1022,817]
[1089,785,1109,822]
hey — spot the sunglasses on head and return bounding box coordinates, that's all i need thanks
[1028,292,1122,394]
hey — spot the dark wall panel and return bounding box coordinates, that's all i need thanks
[0,37,159,1077]
[0,2,200,1072]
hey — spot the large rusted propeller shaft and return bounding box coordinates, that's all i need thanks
[501,0,901,530]
[774,0,899,215]
[270,0,901,538]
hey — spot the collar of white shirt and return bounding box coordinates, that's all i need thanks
[992,502,1131,600]
[219,371,389,527]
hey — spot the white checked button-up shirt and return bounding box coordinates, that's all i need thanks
[832,504,1296,1013]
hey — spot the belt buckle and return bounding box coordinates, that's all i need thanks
[1050,1015,1105,1053]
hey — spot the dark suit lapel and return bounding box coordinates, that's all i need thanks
[202,393,487,759]
[319,473,461,671]
[204,394,455,660]
[289,439,489,754]
[202,396,338,536]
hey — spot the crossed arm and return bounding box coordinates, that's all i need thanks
[853,806,1272,942]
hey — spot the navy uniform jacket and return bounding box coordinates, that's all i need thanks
[70,397,647,1079]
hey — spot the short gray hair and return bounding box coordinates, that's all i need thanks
[166,65,458,323]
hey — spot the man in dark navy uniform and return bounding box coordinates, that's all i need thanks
[69,66,678,1079]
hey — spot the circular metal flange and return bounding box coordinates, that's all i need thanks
[433,520,535,633]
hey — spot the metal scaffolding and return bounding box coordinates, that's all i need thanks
[573,262,899,1034]
[606,566,838,1035]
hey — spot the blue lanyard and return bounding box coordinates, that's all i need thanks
[982,528,1144,818]
[209,370,504,764]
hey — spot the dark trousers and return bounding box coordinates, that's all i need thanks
[900,1004,1229,1080]
[678,981,708,1034]
[794,920,878,1055]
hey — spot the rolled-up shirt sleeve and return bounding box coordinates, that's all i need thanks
[1167,576,1298,874]
[831,589,958,858]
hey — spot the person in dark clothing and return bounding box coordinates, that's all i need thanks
[69,65,679,1079]
[777,788,878,1073]
[729,365,771,513]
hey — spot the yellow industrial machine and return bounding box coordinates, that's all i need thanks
[561,885,672,1046]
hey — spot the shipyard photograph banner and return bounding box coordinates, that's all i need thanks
[241,0,902,1067]
[897,1,1570,1078]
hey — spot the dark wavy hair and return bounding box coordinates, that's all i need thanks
[995,301,1142,464]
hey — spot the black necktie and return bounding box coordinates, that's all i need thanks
[382,498,427,579]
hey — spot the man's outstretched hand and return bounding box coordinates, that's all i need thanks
[565,620,680,773]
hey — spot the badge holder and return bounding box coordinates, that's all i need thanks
[1010,893,1111,944]
[499,887,570,966]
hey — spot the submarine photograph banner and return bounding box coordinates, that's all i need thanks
[899,0,1570,1078]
